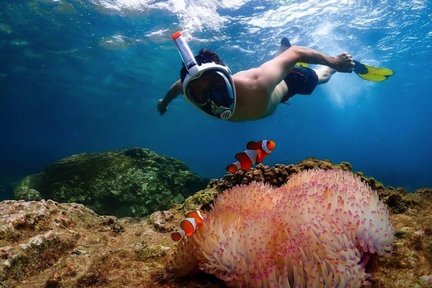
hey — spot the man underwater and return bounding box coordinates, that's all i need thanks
[157,32,392,121]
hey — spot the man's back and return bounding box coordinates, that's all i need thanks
[230,68,288,121]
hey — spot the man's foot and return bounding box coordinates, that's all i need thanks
[280,37,291,48]
[276,37,292,57]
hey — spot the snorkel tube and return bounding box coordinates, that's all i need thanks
[172,31,197,71]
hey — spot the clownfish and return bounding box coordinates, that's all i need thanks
[226,140,276,174]
[171,209,205,241]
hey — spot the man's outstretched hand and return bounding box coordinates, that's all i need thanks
[333,52,355,73]
[157,99,167,115]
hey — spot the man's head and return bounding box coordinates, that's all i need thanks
[178,48,236,120]
[180,49,225,84]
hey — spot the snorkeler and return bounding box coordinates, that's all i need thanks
[157,32,393,121]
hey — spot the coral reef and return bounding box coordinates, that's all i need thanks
[209,158,362,190]
[13,148,208,217]
[0,158,431,287]
[0,199,171,288]
[172,169,394,287]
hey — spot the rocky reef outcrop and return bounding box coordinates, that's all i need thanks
[0,199,170,288]
[14,148,208,217]
[1,158,431,287]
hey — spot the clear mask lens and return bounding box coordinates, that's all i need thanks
[185,70,234,117]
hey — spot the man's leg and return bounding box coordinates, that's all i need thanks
[315,66,336,84]
[278,37,335,84]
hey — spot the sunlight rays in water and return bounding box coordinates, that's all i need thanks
[324,76,365,109]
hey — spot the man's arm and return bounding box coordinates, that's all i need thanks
[157,79,182,115]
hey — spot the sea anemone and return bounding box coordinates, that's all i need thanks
[172,169,394,287]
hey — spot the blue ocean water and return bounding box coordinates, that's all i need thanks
[1,0,431,199]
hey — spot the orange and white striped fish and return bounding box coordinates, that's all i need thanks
[171,209,205,241]
[226,140,276,174]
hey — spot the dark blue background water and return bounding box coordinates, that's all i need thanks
[1,0,431,199]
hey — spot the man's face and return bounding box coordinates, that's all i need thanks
[188,72,231,106]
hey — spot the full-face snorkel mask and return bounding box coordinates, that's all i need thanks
[172,31,236,120]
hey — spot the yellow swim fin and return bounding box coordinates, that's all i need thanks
[295,62,309,68]
[353,60,394,82]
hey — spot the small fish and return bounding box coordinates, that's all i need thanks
[171,209,205,241]
[226,140,276,173]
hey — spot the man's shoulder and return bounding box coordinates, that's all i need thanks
[233,68,261,82]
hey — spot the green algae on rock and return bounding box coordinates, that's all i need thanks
[14,148,209,217]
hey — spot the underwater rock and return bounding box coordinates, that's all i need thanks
[14,148,208,217]
[0,199,177,288]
